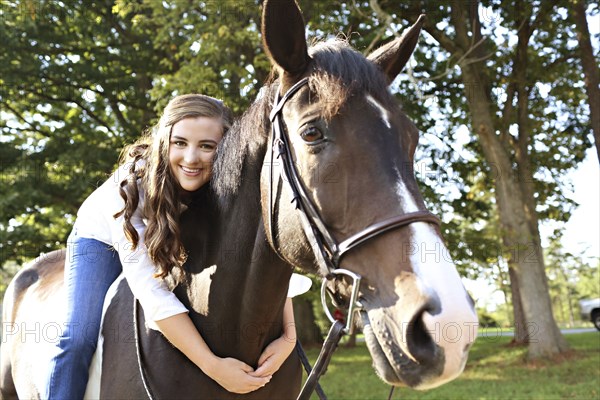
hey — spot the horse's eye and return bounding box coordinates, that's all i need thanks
[300,127,324,143]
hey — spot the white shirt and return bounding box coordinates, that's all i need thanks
[74,164,311,322]
[74,163,187,321]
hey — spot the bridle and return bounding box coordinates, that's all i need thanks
[267,77,441,400]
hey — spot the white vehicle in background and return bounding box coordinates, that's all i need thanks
[579,298,600,331]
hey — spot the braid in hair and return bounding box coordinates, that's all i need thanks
[113,141,150,249]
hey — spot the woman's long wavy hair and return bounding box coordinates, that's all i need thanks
[114,94,233,278]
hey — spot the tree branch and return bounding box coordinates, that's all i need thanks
[424,23,459,55]
[450,0,471,51]
[31,91,117,136]
[499,82,518,147]
[364,0,398,54]
[108,97,137,137]
[530,0,560,32]
[2,103,51,138]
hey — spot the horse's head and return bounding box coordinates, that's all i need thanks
[259,0,477,390]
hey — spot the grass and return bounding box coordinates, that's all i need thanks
[301,332,600,400]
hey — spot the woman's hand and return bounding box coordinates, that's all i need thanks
[154,314,270,394]
[251,297,298,378]
[250,335,296,378]
[205,357,271,394]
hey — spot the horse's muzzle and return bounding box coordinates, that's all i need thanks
[360,308,447,389]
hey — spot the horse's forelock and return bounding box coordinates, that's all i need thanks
[308,39,396,119]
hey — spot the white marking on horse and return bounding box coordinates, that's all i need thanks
[366,94,392,129]
[395,175,478,388]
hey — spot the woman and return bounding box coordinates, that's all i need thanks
[44,94,298,399]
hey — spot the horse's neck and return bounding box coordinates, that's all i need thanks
[215,183,292,316]
[177,180,292,362]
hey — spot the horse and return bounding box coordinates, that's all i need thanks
[0,1,478,398]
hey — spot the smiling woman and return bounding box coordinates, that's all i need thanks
[169,117,224,192]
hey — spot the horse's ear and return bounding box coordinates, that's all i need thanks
[367,14,426,84]
[261,0,310,76]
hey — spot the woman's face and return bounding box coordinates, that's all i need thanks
[168,116,224,192]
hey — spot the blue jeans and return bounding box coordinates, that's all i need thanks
[44,230,122,400]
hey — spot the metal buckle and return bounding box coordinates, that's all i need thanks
[320,268,363,334]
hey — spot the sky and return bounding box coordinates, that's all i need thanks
[468,149,599,311]
[558,149,599,260]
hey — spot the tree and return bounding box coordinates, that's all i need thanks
[1,0,170,264]
[112,0,272,114]
[546,235,600,326]
[571,0,600,163]
[292,284,325,346]
[422,0,575,358]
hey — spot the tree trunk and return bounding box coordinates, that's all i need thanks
[567,289,575,328]
[498,147,567,358]
[559,266,576,327]
[496,259,513,325]
[460,62,569,358]
[573,0,600,164]
[345,331,357,348]
[513,6,569,356]
[292,297,323,346]
[508,267,528,344]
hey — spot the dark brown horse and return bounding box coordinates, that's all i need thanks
[1,1,478,398]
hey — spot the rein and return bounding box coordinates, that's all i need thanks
[134,299,157,400]
[268,78,441,400]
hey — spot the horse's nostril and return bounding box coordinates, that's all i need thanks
[405,310,438,364]
[424,293,442,316]
[405,294,441,365]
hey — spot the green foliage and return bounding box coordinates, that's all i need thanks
[113,0,272,114]
[294,272,330,337]
[478,308,500,328]
[0,0,273,266]
[361,1,595,283]
[485,301,515,328]
[0,260,20,300]
[1,0,168,265]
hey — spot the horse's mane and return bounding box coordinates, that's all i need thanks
[211,83,275,207]
[211,39,395,206]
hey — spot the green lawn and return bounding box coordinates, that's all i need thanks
[302,332,600,400]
